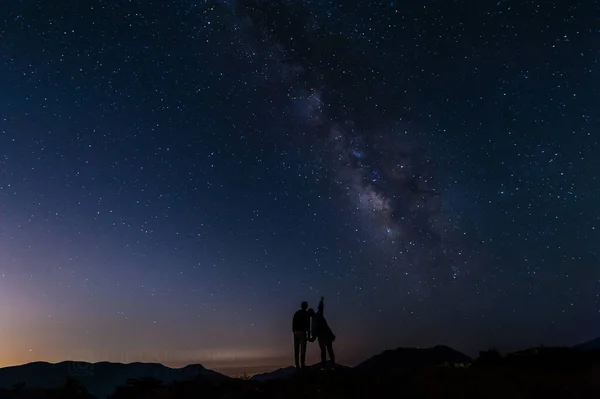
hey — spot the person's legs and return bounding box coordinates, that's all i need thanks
[318,337,327,368]
[293,332,301,368]
[327,342,335,368]
[300,333,307,367]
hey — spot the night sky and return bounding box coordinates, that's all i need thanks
[1,0,599,375]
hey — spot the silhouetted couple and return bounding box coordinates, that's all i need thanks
[292,296,336,370]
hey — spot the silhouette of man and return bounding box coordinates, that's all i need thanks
[292,301,310,369]
[311,296,336,370]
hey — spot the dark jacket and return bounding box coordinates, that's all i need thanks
[311,299,335,342]
[292,309,310,332]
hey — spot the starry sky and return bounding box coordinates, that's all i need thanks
[0,0,599,375]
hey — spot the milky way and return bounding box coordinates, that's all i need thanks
[233,0,467,287]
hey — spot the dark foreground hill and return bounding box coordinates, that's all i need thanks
[574,336,600,350]
[251,362,350,382]
[355,344,472,372]
[1,346,600,398]
[252,345,471,382]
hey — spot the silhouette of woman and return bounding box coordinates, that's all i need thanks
[310,296,336,370]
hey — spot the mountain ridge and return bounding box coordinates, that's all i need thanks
[355,344,472,373]
[2,341,598,397]
[574,336,600,350]
[0,360,227,398]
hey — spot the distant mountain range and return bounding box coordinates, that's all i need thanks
[0,361,228,399]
